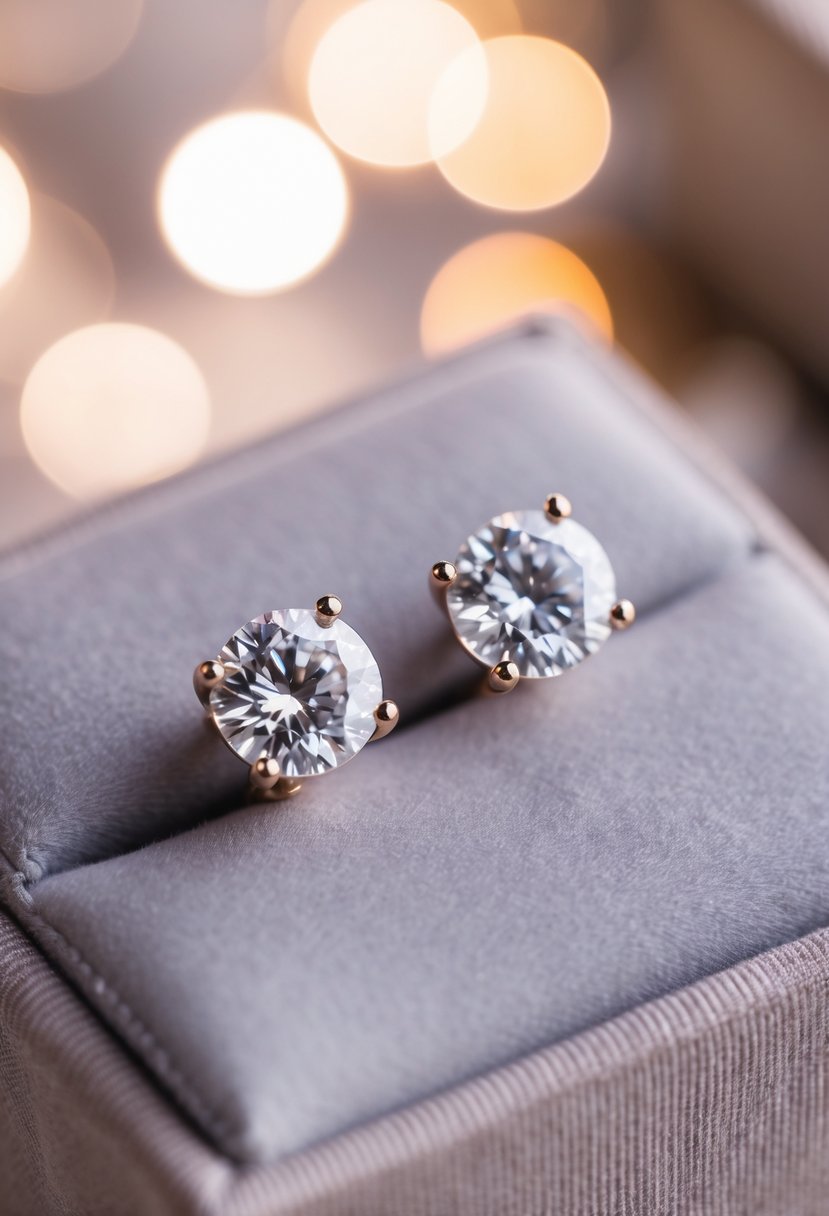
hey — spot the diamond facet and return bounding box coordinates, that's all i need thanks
[210,609,382,777]
[446,509,617,677]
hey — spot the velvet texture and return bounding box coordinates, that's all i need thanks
[2,321,829,1210]
[4,906,829,1215]
[0,322,752,878]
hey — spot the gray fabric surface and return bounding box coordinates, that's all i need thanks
[11,551,829,1164]
[0,912,222,1216]
[0,322,754,879]
[4,907,829,1216]
[3,321,829,1209]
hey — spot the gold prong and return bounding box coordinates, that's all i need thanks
[610,599,636,630]
[487,660,520,694]
[315,594,343,627]
[544,492,572,523]
[430,561,457,608]
[431,560,457,587]
[249,754,281,791]
[193,659,225,705]
[371,699,399,741]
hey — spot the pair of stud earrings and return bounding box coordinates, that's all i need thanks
[194,493,635,802]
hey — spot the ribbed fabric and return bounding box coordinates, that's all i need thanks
[2,910,829,1215]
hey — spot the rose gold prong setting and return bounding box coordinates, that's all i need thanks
[252,776,304,803]
[431,560,457,587]
[371,699,399,741]
[610,599,636,630]
[202,605,392,802]
[544,492,572,523]
[193,658,225,705]
[430,561,457,610]
[315,594,343,627]
[249,754,281,791]
[487,660,520,694]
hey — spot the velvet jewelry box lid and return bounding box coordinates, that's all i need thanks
[2,320,829,1206]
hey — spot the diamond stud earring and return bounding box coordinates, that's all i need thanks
[431,493,635,694]
[194,596,398,801]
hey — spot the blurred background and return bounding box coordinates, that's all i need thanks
[1,0,827,555]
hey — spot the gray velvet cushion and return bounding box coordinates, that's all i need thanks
[0,321,752,878]
[3,322,828,1168]
[24,552,829,1163]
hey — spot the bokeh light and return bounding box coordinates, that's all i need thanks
[158,111,349,295]
[271,0,356,111]
[273,0,519,113]
[308,0,487,167]
[518,0,615,68]
[0,146,31,288]
[449,0,522,38]
[20,323,210,500]
[0,0,143,94]
[431,36,611,211]
[0,194,114,382]
[420,232,612,356]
